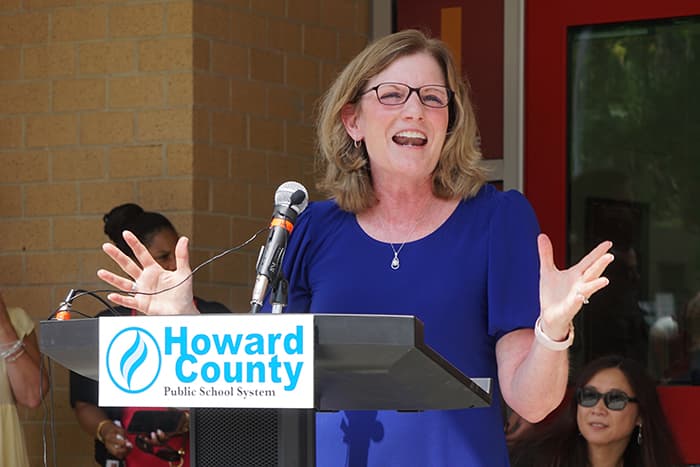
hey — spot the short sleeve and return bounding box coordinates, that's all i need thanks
[7,307,35,339]
[487,190,541,339]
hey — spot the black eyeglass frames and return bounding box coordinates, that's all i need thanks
[576,386,639,411]
[360,82,453,108]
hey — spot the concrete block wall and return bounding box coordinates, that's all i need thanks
[0,0,370,464]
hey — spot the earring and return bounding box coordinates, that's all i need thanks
[354,139,361,149]
[637,424,643,445]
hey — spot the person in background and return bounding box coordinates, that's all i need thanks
[95,30,614,466]
[69,203,229,467]
[1,290,49,467]
[509,355,682,467]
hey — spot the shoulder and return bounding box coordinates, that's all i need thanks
[460,185,538,228]
[293,199,349,239]
[7,306,34,336]
[194,297,230,314]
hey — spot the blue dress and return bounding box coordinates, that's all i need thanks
[270,184,541,466]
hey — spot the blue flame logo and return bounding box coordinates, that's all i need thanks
[106,327,161,394]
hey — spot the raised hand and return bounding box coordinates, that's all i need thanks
[97,231,198,315]
[537,233,614,339]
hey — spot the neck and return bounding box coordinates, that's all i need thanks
[587,441,628,467]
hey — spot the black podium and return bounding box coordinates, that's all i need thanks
[40,314,491,466]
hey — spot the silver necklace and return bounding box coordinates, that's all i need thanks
[380,198,430,271]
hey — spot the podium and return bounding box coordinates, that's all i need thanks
[40,314,491,466]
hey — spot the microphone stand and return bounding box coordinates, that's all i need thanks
[270,275,288,314]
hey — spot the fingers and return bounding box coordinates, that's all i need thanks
[575,240,613,273]
[102,241,141,280]
[537,233,555,271]
[97,268,136,293]
[123,230,158,269]
[175,236,191,273]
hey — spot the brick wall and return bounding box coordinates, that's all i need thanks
[0,0,370,464]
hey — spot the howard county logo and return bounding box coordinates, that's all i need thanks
[106,327,162,394]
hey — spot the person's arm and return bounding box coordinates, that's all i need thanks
[0,294,49,408]
[73,401,132,460]
[496,234,613,422]
[97,230,198,315]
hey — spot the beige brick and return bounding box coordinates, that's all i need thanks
[25,183,77,215]
[0,82,49,113]
[268,153,306,183]
[302,91,320,123]
[321,0,358,31]
[193,107,209,142]
[304,26,338,60]
[52,148,105,181]
[231,79,267,115]
[24,0,74,9]
[24,252,81,284]
[191,212,230,248]
[268,86,302,120]
[0,116,22,148]
[54,217,103,249]
[193,2,230,41]
[0,185,21,216]
[139,37,192,72]
[250,48,283,84]
[25,113,78,147]
[192,177,209,210]
[211,42,247,78]
[0,255,23,285]
[268,19,302,54]
[194,73,229,108]
[0,13,48,45]
[211,179,248,215]
[109,75,164,108]
[288,0,320,24]
[230,284,254,312]
[286,123,315,157]
[192,144,228,178]
[79,42,135,74]
[339,32,368,62]
[51,7,107,42]
[211,111,245,146]
[79,181,135,214]
[287,55,320,90]
[206,251,252,285]
[357,0,370,33]
[230,12,267,47]
[108,144,163,178]
[53,78,106,112]
[249,182,278,219]
[192,283,232,311]
[193,37,209,72]
[321,61,344,89]
[0,286,52,324]
[250,117,283,152]
[110,3,164,37]
[167,1,192,34]
[167,143,194,176]
[23,44,75,79]
[0,151,48,182]
[166,73,193,106]
[0,0,21,10]
[138,179,192,210]
[80,250,113,284]
[230,149,267,182]
[0,219,50,251]
[138,108,192,141]
[0,48,21,80]
[80,111,134,145]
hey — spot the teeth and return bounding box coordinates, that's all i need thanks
[395,130,426,140]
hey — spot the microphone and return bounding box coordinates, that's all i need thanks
[250,181,308,313]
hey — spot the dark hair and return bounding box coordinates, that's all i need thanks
[103,203,176,259]
[510,355,682,467]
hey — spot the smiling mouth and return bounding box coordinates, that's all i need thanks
[393,131,427,146]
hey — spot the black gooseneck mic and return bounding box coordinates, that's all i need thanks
[250,181,308,313]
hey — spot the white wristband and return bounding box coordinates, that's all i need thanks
[534,317,574,351]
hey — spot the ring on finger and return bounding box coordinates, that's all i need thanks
[130,281,138,293]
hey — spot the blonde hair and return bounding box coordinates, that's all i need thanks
[316,29,486,213]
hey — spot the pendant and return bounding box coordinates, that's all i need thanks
[391,253,400,270]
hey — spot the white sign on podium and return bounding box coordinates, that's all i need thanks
[98,314,314,408]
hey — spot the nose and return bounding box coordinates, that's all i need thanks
[401,90,425,118]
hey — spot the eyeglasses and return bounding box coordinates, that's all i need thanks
[135,434,185,463]
[360,82,453,108]
[576,386,639,411]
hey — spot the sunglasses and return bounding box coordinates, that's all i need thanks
[135,434,185,463]
[576,387,639,411]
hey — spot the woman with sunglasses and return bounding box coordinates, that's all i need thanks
[509,355,682,467]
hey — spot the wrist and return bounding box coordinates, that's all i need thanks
[534,317,574,351]
[96,419,112,443]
